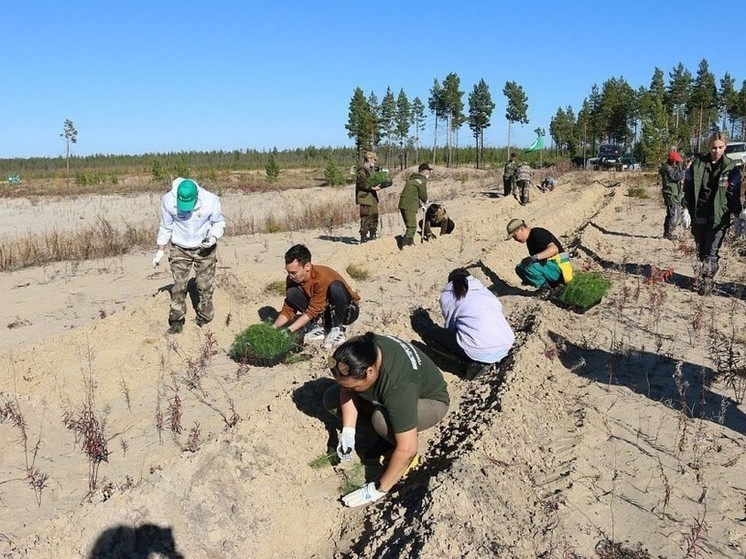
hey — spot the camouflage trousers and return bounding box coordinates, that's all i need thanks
[359,204,379,237]
[168,244,217,325]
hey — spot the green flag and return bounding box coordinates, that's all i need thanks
[524,133,544,153]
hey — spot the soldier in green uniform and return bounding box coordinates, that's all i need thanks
[355,151,389,244]
[398,163,432,247]
[503,153,517,197]
[660,151,686,240]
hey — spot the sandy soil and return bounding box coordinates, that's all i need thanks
[1,167,746,558]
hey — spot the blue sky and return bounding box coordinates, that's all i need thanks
[2,0,737,159]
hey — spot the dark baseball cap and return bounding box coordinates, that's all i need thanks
[418,163,433,172]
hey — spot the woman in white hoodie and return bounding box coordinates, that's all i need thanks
[424,268,514,380]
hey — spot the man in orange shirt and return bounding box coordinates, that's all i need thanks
[273,244,361,349]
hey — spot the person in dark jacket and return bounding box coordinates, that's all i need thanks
[660,150,687,240]
[355,151,390,244]
[683,132,743,294]
[398,163,432,247]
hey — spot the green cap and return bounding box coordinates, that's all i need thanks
[177,179,198,212]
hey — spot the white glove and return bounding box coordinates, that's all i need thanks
[201,236,217,248]
[336,427,356,462]
[681,208,691,229]
[152,249,165,267]
[342,481,387,507]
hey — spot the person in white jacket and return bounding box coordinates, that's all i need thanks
[153,177,225,333]
[424,268,514,380]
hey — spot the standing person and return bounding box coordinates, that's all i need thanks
[423,268,514,380]
[273,244,360,349]
[683,132,743,294]
[398,163,432,247]
[503,153,517,197]
[355,151,390,244]
[153,177,225,334]
[506,218,572,292]
[660,150,687,240]
[323,332,450,507]
[515,161,532,205]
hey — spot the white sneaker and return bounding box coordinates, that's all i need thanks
[304,323,325,343]
[323,327,346,349]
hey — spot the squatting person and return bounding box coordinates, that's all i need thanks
[323,332,450,507]
[506,218,573,292]
[273,244,360,349]
[422,268,515,380]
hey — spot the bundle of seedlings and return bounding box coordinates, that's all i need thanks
[369,168,392,188]
[229,322,300,366]
[554,271,611,313]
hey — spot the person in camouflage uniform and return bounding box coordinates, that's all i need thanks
[503,153,517,197]
[515,161,532,205]
[420,203,455,241]
[355,151,390,243]
[660,151,686,240]
[398,163,432,247]
[153,178,225,333]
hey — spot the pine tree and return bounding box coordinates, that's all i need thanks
[395,89,411,169]
[688,59,717,151]
[441,73,464,167]
[428,79,445,162]
[265,149,280,182]
[379,87,397,167]
[719,73,738,136]
[503,81,528,157]
[666,63,692,145]
[323,157,346,186]
[467,79,495,169]
[411,97,426,164]
[345,87,375,154]
[60,119,78,186]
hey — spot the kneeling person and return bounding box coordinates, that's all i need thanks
[506,218,572,290]
[273,244,360,349]
[323,332,450,507]
[420,203,455,241]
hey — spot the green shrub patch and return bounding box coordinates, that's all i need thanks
[229,322,298,365]
[556,272,611,312]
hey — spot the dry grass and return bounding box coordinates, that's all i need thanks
[346,263,370,281]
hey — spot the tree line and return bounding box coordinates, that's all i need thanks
[549,59,746,164]
[345,73,529,170]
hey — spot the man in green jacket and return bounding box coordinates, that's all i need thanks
[660,150,686,240]
[503,153,517,197]
[355,151,390,244]
[398,163,432,247]
[683,132,743,294]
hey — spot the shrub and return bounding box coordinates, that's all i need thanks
[229,322,296,363]
[324,158,346,186]
[264,280,287,296]
[557,271,611,310]
[346,263,370,281]
[627,186,650,199]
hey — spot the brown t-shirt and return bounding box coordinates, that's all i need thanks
[279,264,360,322]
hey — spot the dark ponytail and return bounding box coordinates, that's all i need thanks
[447,268,470,300]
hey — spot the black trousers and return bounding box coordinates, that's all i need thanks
[286,280,358,329]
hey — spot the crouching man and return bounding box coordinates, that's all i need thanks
[273,244,360,349]
[505,218,572,293]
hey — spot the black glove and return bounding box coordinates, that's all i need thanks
[520,255,537,267]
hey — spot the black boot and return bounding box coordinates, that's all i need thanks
[369,231,377,241]
[402,236,414,247]
[360,234,368,244]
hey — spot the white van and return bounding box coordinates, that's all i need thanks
[725,142,746,166]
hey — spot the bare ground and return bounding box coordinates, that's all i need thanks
[1,168,745,558]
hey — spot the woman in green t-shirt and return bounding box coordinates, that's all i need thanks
[324,332,450,507]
